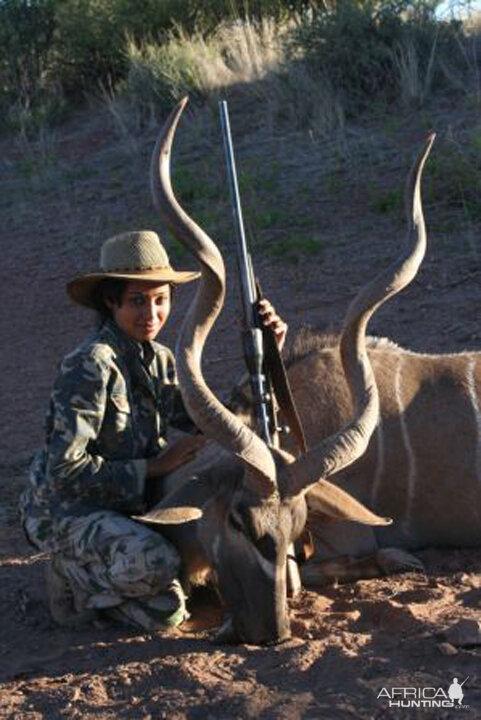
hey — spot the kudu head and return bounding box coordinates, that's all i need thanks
[147,97,434,645]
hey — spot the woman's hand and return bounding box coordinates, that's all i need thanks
[257,298,288,353]
[146,435,208,478]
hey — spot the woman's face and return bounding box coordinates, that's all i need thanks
[107,281,172,342]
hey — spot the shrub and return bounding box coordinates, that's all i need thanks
[0,0,476,137]
[289,1,467,113]
[123,15,346,136]
[50,0,313,94]
[126,33,216,116]
[53,0,127,91]
[0,0,57,131]
[125,18,289,118]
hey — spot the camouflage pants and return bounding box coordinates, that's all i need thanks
[23,511,188,631]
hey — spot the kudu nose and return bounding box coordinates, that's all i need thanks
[211,615,291,646]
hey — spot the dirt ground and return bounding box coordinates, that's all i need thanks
[0,103,480,718]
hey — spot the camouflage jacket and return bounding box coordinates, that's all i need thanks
[20,320,194,525]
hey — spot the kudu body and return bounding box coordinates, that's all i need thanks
[278,332,481,586]
[143,98,434,644]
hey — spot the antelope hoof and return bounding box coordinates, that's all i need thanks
[376,547,425,576]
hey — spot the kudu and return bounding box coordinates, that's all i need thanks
[280,310,481,588]
[141,98,434,645]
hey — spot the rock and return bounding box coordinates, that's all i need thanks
[442,619,481,647]
[460,573,481,589]
[437,642,458,656]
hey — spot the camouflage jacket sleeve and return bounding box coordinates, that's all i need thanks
[45,351,146,514]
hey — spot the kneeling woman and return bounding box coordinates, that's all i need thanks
[20,230,287,631]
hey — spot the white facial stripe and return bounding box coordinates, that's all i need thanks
[370,415,385,510]
[395,355,417,534]
[212,534,221,563]
[252,547,277,580]
[466,357,481,487]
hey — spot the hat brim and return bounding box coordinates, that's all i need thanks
[67,268,201,309]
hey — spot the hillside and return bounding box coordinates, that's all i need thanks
[0,68,480,717]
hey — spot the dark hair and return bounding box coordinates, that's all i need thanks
[92,278,128,322]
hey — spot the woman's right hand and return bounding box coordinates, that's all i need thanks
[146,435,208,478]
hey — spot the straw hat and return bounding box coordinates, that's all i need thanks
[67,230,200,308]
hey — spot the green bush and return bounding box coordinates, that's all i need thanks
[53,0,127,91]
[124,17,292,122]
[0,0,57,130]
[1,0,311,110]
[116,0,313,37]
[289,1,466,113]
[50,0,316,94]
[125,33,210,119]
[0,0,475,135]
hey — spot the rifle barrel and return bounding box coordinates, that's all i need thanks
[219,100,272,445]
[219,101,256,324]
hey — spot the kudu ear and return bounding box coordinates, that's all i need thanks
[133,506,203,525]
[306,481,392,526]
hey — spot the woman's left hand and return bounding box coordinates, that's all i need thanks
[257,298,288,353]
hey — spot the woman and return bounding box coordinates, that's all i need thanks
[20,229,287,631]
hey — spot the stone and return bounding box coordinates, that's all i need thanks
[442,619,481,647]
[437,642,458,656]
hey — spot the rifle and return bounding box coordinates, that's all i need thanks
[219,101,276,446]
[219,100,305,596]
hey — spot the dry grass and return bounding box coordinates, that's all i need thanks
[392,33,438,108]
[128,17,288,97]
[118,11,481,141]
[121,17,345,140]
[463,9,481,35]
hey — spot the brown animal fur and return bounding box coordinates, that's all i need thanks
[281,330,481,577]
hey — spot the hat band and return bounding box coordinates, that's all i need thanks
[101,263,173,273]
